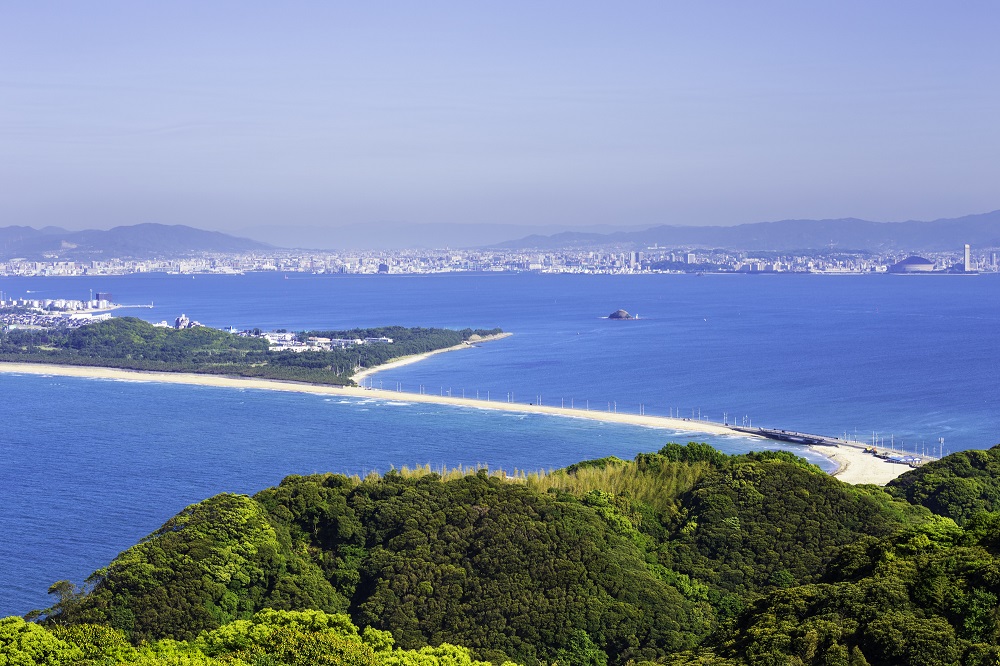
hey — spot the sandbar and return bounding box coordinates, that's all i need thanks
[0,356,914,485]
[0,360,735,437]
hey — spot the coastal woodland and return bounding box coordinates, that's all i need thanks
[0,317,502,385]
[7,443,1000,665]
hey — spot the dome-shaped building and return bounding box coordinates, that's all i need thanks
[888,256,935,273]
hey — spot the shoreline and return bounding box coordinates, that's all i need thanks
[821,442,915,485]
[0,357,912,485]
[0,360,736,435]
[351,332,513,383]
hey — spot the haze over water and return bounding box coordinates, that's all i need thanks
[1,271,997,615]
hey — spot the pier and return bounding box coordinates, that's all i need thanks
[728,426,845,447]
[355,371,939,464]
[729,425,934,467]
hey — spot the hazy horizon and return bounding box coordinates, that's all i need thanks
[2,2,998,236]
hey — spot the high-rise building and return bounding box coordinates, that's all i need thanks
[965,244,972,272]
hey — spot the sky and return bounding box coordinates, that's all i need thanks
[1,1,998,235]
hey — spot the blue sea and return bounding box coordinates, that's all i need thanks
[1,272,998,616]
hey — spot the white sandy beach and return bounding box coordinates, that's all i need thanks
[0,351,913,485]
[822,443,914,485]
[352,332,513,383]
[0,360,735,434]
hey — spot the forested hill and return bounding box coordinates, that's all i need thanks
[886,445,1000,525]
[0,318,502,385]
[19,443,1000,665]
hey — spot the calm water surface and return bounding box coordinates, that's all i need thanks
[1,272,997,615]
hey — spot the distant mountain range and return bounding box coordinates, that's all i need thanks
[243,221,652,250]
[493,210,1000,252]
[0,224,271,260]
[3,210,997,258]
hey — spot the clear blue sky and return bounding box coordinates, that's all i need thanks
[2,1,998,232]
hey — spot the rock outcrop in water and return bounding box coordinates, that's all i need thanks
[608,309,633,320]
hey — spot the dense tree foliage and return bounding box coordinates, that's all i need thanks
[32,443,976,666]
[0,318,502,385]
[530,445,929,607]
[17,443,1000,664]
[672,514,1000,666]
[660,450,929,601]
[40,493,344,642]
[887,444,1000,525]
[3,610,506,666]
[44,468,709,664]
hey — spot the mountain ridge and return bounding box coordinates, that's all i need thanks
[0,223,271,260]
[492,210,1000,252]
[4,210,999,256]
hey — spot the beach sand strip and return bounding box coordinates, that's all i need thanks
[0,357,911,485]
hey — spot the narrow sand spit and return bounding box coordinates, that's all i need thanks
[0,355,914,485]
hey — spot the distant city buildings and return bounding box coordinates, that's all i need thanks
[0,293,116,329]
[247,330,394,352]
[0,243,994,277]
[0,295,117,311]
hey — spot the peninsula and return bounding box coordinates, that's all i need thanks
[0,314,911,485]
[0,317,503,386]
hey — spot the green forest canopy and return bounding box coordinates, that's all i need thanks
[15,442,1000,665]
[886,445,1000,526]
[2,609,511,666]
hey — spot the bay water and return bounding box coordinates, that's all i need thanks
[1,272,997,615]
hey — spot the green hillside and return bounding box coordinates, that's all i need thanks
[887,445,1000,525]
[10,443,1000,665]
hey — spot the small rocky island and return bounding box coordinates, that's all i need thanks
[608,309,635,320]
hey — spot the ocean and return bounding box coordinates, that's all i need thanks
[0,271,997,615]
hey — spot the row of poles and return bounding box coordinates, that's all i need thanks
[359,376,744,423]
[358,377,940,459]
